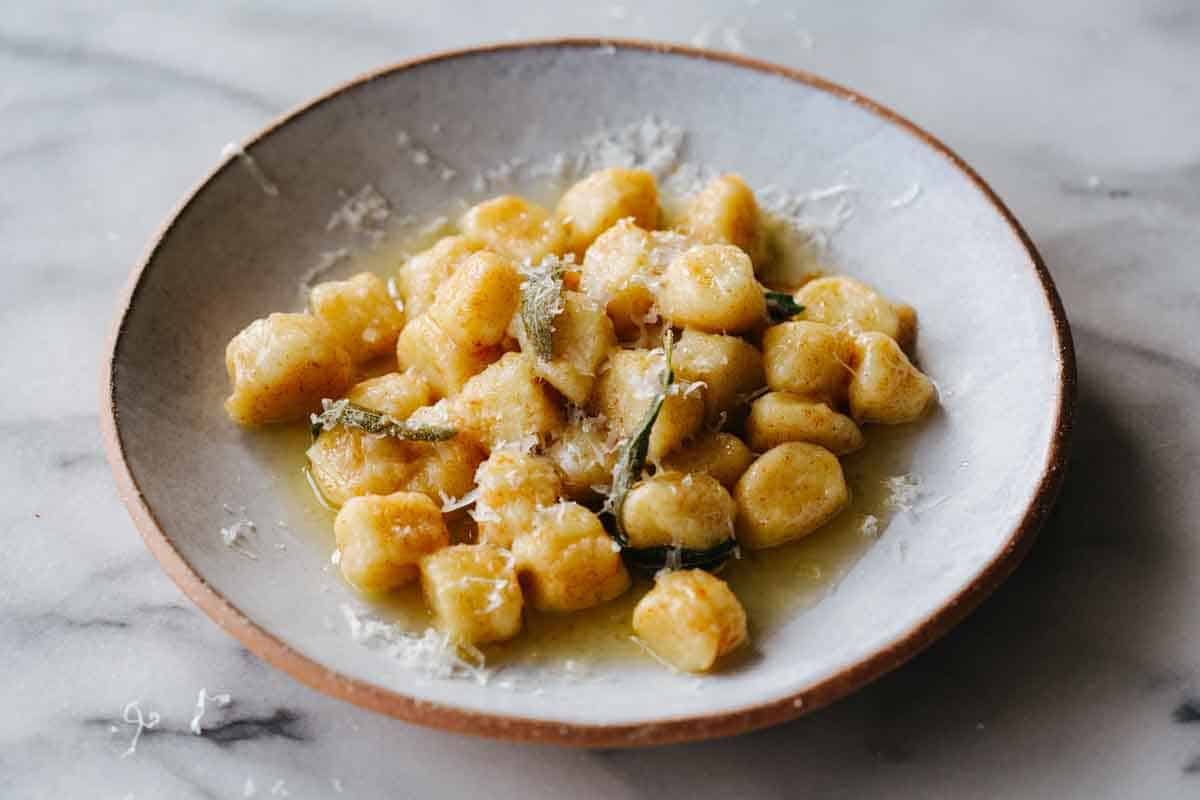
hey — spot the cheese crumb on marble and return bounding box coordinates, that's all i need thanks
[189,688,234,735]
[119,700,160,759]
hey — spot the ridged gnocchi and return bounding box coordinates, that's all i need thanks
[222,166,935,676]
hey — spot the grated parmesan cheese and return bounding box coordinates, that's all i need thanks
[341,604,491,684]
[759,181,857,251]
[326,185,390,234]
[884,474,922,512]
[220,518,258,560]
[299,247,351,291]
[439,487,480,513]
[860,514,881,538]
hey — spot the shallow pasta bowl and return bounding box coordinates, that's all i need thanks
[102,39,1074,746]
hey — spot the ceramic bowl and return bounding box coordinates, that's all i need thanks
[102,40,1074,746]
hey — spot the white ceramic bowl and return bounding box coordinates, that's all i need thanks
[103,40,1074,746]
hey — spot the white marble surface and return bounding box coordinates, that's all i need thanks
[2,1,1198,797]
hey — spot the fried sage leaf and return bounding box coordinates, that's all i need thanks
[608,330,675,547]
[764,291,804,322]
[310,399,457,442]
[622,538,739,573]
[519,256,566,361]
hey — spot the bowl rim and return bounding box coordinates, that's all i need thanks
[100,37,1076,748]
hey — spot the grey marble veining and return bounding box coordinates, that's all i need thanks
[2,1,1198,797]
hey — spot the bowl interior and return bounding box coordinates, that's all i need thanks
[109,43,1067,737]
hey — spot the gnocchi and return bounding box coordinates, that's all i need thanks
[223,166,935,675]
[746,391,865,455]
[224,313,352,425]
[420,544,523,645]
[633,569,748,673]
[513,502,630,611]
[557,167,658,256]
[334,491,449,593]
[735,442,850,549]
[677,174,766,267]
[460,195,566,264]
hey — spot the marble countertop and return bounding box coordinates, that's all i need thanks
[4,1,1199,797]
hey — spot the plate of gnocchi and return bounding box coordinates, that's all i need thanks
[103,40,1074,745]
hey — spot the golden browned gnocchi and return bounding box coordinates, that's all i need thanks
[658,244,766,333]
[224,312,352,425]
[746,391,865,455]
[512,502,630,611]
[677,174,766,266]
[515,290,616,405]
[309,272,405,364]
[222,166,935,676]
[394,235,479,319]
[848,331,936,423]
[557,167,658,257]
[672,328,766,425]
[661,432,754,488]
[460,195,565,263]
[762,320,854,405]
[590,347,706,462]
[345,371,433,419]
[474,450,562,549]
[334,491,449,593]
[633,569,748,672]
[735,442,850,549]
[620,472,736,551]
[795,276,910,347]
[420,544,523,645]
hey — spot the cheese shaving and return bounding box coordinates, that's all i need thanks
[299,247,351,291]
[220,142,279,197]
[119,700,160,758]
[341,604,490,684]
[220,518,258,560]
[884,474,922,512]
[439,487,480,513]
[326,185,390,234]
[189,688,233,735]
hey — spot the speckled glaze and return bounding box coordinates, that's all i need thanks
[102,40,1072,746]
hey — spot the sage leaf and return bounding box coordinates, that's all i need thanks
[765,291,804,322]
[520,256,566,361]
[310,399,457,442]
[608,330,675,547]
[622,538,739,573]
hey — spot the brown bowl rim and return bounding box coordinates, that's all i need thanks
[100,37,1076,748]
